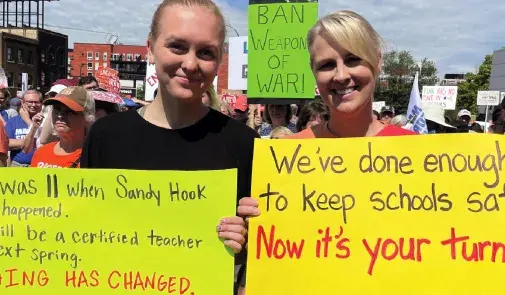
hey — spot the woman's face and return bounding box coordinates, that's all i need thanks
[147,5,223,103]
[0,93,5,106]
[268,105,287,121]
[52,104,86,135]
[310,32,376,116]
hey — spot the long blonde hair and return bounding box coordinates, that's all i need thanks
[307,10,384,78]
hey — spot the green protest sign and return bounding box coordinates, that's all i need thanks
[248,0,318,102]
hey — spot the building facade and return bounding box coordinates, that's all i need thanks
[440,73,466,86]
[0,27,68,94]
[490,49,505,94]
[0,32,37,96]
[70,43,147,93]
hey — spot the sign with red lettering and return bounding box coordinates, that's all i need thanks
[248,134,505,294]
[0,168,236,294]
[421,86,458,110]
[96,67,120,94]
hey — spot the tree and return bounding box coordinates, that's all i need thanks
[455,54,493,115]
[374,51,438,114]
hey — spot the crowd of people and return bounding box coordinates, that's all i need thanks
[0,0,504,294]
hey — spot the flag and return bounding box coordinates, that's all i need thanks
[405,72,428,134]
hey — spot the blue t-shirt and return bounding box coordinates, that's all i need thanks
[5,116,34,164]
[0,110,8,122]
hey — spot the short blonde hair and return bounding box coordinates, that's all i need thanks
[307,10,384,78]
[270,126,293,139]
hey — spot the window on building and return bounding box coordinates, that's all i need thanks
[112,53,120,61]
[87,72,93,76]
[87,52,93,60]
[7,48,13,62]
[17,49,24,63]
[95,52,99,60]
[28,75,33,88]
[41,52,46,63]
[7,72,13,87]
[95,62,100,70]
[27,50,34,65]
[103,62,107,68]
[87,62,93,70]
[134,54,141,61]
[127,54,133,61]
[103,52,107,61]
[17,73,22,89]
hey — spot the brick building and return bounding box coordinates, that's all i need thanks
[216,43,229,94]
[0,32,37,95]
[70,43,147,93]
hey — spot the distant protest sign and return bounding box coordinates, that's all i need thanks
[477,91,501,106]
[247,0,317,102]
[0,168,236,294]
[421,86,458,110]
[248,134,505,294]
[0,68,8,88]
[145,60,158,101]
[96,67,120,94]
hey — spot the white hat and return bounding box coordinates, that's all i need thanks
[458,109,472,118]
[422,103,455,128]
[46,84,66,95]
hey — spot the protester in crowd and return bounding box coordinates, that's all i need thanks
[246,104,263,132]
[0,120,8,167]
[5,89,43,166]
[219,100,233,117]
[22,85,66,154]
[78,76,99,90]
[295,98,330,132]
[0,89,11,123]
[270,126,293,139]
[89,91,120,120]
[232,95,249,124]
[81,1,253,287]
[457,109,472,125]
[491,107,505,134]
[379,106,394,125]
[6,97,21,118]
[390,114,407,127]
[423,103,455,134]
[236,10,417,294]
[258,104,297,137]
[31,87,95,168]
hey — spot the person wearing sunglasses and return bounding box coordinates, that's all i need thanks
[30,87,95,168]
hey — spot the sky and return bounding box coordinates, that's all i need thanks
[25,0,505,76]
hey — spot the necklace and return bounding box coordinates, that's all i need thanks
[326,121,339,137]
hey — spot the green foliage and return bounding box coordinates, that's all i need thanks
[374,51,438,114]
[136,84,145,100]
[455,54,493,114]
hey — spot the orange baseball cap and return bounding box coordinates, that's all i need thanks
[44,86,90,112]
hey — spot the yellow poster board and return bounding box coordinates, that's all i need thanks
[247,134,505,294]
[0,168,237,294]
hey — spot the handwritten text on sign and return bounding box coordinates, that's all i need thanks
[247,134,505,294]
[247,2,317,100]
[0,168,236,294]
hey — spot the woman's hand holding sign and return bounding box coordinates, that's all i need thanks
[217,216,247,253]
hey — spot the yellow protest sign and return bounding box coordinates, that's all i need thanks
[0,168,237,294]
[247,134,505,294]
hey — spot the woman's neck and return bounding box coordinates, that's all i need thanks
[58,134,85,154]
[144,91,209,129]
[271,119,286,128]
[327,101,380,138]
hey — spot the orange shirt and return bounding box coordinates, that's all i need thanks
[31,142,82,168]
[289,123,417,139]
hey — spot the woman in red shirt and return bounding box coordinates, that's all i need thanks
[237,10,417,295]
[31,87,95,168]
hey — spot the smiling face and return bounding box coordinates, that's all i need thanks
[147,5,224,104]
[310,32,376,117]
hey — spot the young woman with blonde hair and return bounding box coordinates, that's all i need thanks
[81,2,257,292]
[237,10,417,295]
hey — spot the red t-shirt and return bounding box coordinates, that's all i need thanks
[0,121,8,155]
[289,123,417,139]
[31,142,82,168]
